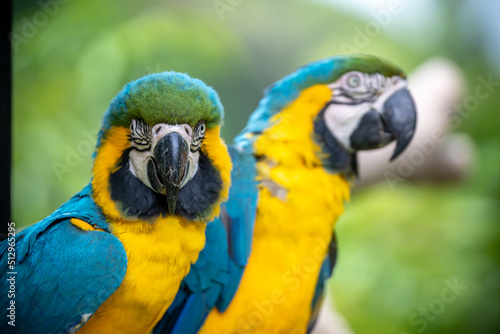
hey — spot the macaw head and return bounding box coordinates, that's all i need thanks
[237,54,417,175]
[91,72,231,223]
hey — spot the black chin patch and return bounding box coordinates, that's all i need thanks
[108,149,223,221]
[313,106,358,176]
[109,148,163,219]
[176,152,223,221]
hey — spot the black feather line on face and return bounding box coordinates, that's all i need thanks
[313,107,358,177]
[331,88,378,105]
[130,119,151,146]
[190,121,206,153]
[108,148,223,221]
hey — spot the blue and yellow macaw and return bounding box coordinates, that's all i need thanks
[154,54,417,334]
[0,72,232,333]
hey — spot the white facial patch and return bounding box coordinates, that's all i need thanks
[128,123,200,193]
[323,102,370,151]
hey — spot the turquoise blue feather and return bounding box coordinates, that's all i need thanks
[0,184,127,333]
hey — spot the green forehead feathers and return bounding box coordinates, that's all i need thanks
[335,54,406,79]
[101,72,224,135]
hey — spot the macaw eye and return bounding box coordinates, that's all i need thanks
[130,119,151,151]
[191,121,206,153]
[346,74,361,88]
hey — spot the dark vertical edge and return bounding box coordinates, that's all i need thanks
[0,0,12,240]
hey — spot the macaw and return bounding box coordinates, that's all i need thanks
[154,54,417,334]
[0,72,232,333]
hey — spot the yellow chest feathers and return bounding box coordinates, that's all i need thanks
[253,84,351,237]
[200,166,349,334]
[79,217,206,334]
[200,85,351,333]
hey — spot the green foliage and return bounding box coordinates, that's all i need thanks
[331,183,500,334]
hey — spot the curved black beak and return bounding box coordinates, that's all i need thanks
[147,132,189,214]
[382,88,417,160]
[350,87,416,160]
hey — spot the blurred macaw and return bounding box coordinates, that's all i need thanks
[0,72,232,333]
[154,54,417,334]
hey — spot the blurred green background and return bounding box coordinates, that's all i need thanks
[11,0,500,333]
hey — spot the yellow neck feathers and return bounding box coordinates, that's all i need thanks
[254,84,331,168]
[199,126,232,221]
[253,84,350,236]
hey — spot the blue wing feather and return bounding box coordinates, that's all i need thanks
[0,184,127,333]
[307,232,338,333]
[154,144,258,334]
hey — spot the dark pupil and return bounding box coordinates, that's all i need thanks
[349,76,359,86]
